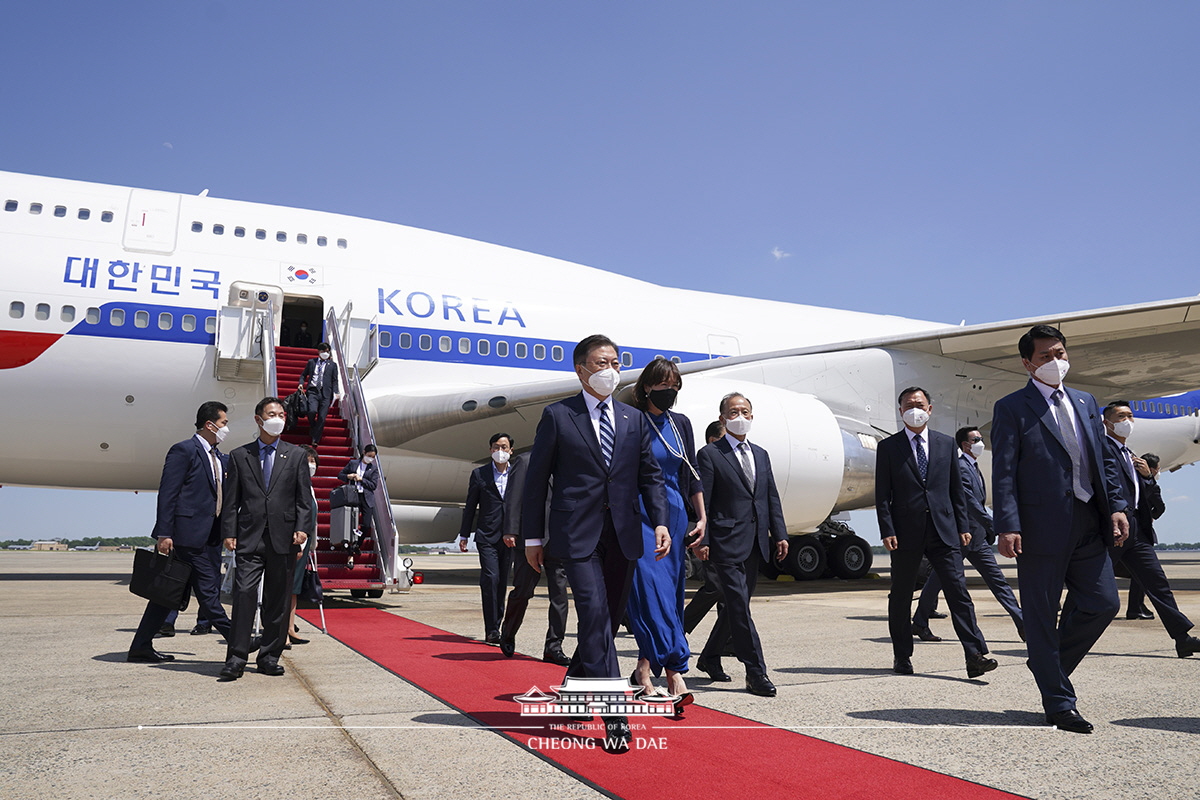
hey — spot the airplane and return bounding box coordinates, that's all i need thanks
[3,170,1200,590]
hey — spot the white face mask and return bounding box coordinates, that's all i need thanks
[210,423,229,444]
[970,440,986,458]
[1033,358,1070,386]
[902,407,930,429]
[585,366,620,397]
[1113,419,1134,439]
[491,449,511,465]
[725,415,752,437]
[260,416,286,437]
[319,352,331,361]
[363,455,376,465]
[308,462,317,477]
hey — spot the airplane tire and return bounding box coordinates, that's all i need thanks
[367,589,384,598]
[782,536,827,581]
[829,535,873,580]
[350,589,367,598]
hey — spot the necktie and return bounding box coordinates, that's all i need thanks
[1051,390,1093,502]
[261,443,276,489]
[210,447,223,516]
[1121,445,1139,506]
[914,434,928,481]
[597,402,614,467]
[738,441,756,486]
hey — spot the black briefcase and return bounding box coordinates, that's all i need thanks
[129,547,192,611]
[328,484,355,509]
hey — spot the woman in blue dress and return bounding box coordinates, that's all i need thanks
[627,358,706,709]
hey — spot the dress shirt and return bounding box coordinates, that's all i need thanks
[492,462,509,499]
[582,389,613,445]
[194,433,221,485]
[904,426,928,471]
[1030,378,1084,450]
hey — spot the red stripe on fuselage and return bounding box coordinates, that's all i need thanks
[0,331,63,369]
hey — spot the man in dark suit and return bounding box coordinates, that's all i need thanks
[695,393,789,697]
[522,334,670,750]
[338,444,379,567]
[128,401,235,663]
[496,451,571,666]
[683,420,728,636]
[219,397,315,680]
[458,432,520,644]
[1100,403,1200,657]
[876,388,996,679]
[300,342,339,446]
[1126,453,1165,619]
[912,426,1024,642]
[992,324,1130,733]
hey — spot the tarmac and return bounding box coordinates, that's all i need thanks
[2,549,1199,800]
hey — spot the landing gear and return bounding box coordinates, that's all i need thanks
[770,517,874,581]
[781,535,827,580]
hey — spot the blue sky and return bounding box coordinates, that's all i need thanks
[2,3,1198,543]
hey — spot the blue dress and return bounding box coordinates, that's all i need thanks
[628,411,692,674]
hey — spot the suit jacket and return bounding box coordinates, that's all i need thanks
[991,380,1126,555]
[958,452,994,550]
[521,393,668,561]
[338,458,379,509]
[697,437,787,563]
[152,435,228,548]
[1137,474,1165,545]
[875,428,969,550]
[460,457,524,544]
[220,438,315,556]
[300,357,339,400]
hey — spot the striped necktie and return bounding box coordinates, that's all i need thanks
[210,447,223,516]
[597,402,614,468]
[738,441,756,485]
[914,434,928,481]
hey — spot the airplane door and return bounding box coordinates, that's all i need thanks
[123,189,180,255]
[708,334,740,359]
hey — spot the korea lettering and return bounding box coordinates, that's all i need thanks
[63,257,222,299]
[377,288,526,328]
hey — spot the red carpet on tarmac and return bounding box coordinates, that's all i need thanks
[299,608,1027,800]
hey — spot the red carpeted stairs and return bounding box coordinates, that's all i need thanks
[275,346,382,592]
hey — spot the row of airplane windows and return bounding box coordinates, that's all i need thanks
[378,329,684,366]
[8,301,216,334]
[188,221,348,249]
[4,199,115,222]
[1131,399,1198,416]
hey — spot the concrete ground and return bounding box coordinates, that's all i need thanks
[2,550,1198,800]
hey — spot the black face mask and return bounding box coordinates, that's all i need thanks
[648,388,678,411]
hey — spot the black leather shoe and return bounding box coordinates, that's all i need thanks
[1127,609,1155,620]
[499,635,516,658]
[127,648,175,663]
[1046,709,1093,733]
[602,716,632,752]
[485,630,501,645]
[745,674,777,697]
[1175,635,1200,658]
[156,624,175,638]
[542,649,571,667]
[695,657,731,682]
[190,623,213,635]
[893,657,914,674]
[257,661,286,676]
[912,625,942,642]
[928,610,948,619]
[288,635,309,645]
[966,653,999,678]
[218,661,244,681]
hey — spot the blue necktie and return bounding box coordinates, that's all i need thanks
[261,443,275,488]
[914,434,928,481]
[597,402,614,468]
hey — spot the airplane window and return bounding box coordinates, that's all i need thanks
[3,200,16,212]
[276,231,286,242]
[337,238,347,249]
[110,308,125,326]
[35,303,50,321]
[478,339,490,356]
[439,336,452,352]
[551,345,563,362]
[204,315,216,334]
[515,342,527,359]
[419,334,432,351]
[78,208,90,220]
[255,229,266,240]
[158,312,172,330]
[30,203,42,215]
[533,344,546,360]
[86,307,100,324]
[60,305,75,322]
[399,332,412,349]
[1172,405,1179,415]
[213,224,225,235]
[134,310,150,328]
[621,352,632,368]
[317,236,328,247]
[54,206,66,217]
[670,355,681,364]
[496,341,509,358]
[182,314,196,332]
[8,301,24,319]
[297,233,307,245]
[380,331,391,348]
[191,222,203,233]
[458,337,470,354]
[101,211,113,222]
[234,227,245,238]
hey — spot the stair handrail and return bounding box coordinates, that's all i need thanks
[261,299,278,398]
[324,305,401,588]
